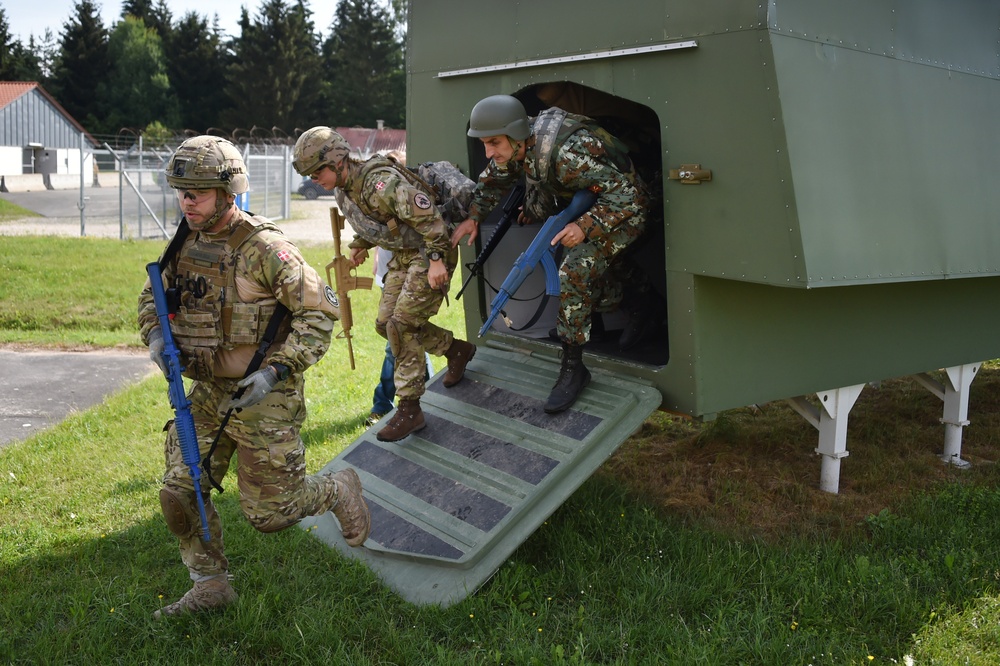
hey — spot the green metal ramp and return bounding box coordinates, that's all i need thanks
[300,345,661,607]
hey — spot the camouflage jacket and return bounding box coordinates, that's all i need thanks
[341,157,451,258]
[138,208,340,381]
[469,107,648,240]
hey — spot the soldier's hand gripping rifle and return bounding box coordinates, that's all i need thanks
[326,204,373,370]
[479,190,598,337]
[145,262,212,542]
[455,181,525,301]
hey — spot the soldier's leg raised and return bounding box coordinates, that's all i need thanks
[229,381,370,545]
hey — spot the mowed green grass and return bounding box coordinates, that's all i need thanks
[3,232,1000,664]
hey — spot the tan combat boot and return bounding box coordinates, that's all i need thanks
[328,468,371,547]
[442,339,476,388]
[376,397,425,442]
[153,576,238,619]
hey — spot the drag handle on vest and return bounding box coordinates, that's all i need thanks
[456,181,525,301]
[326,205,373,370]
[146,262,212,542]
[479,190,598,337]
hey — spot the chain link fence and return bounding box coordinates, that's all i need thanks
[97,140,293,240]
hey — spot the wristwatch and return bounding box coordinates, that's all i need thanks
[427,250,444,262]
[270,363,290,381]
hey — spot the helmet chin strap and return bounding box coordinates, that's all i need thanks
[187,191,233,231]
[508,137,524,162]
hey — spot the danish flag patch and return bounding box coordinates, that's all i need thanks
[277,249,291,262]
[375,180,386,191]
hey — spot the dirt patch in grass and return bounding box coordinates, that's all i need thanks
[602,364,1000,541]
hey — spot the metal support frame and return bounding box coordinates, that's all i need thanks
[786,384,866,494]
[911,363,980,469]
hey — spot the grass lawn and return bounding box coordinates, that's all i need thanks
[3,232,1000,664]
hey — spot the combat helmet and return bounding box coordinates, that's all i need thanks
[164,136,249,195]
[467,95,530,140]
[293,127,352,177]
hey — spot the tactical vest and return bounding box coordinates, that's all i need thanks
[169,214,282,380]
[524,107,635,221]
[341,156,474,251]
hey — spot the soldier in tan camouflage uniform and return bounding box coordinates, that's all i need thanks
[139,136,371,619]
[292,127,476,443]
[452,94,651,413]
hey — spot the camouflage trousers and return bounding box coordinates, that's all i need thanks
[556,214,647,346]
[161,374,339,579]
[376,248,456,400]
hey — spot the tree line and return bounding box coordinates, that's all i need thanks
[0,0,407,143]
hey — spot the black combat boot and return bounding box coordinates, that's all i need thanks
[619,295,664,351]
[544,343,591,414]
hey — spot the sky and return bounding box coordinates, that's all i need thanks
[4,0,340,43]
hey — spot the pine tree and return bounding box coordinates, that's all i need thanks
[163,12,228,133]
[49,0,110,132]
[322,0,404,129]
[0,7,44,81]
[222,0,322,134]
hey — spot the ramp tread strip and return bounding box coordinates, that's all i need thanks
[427,378,602,441]
[345,441,512,533]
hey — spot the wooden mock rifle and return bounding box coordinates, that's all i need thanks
[326,204,373,370]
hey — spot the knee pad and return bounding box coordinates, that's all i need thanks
[374,321,388,340]
[160,486,199,538]
[385,318,404,358]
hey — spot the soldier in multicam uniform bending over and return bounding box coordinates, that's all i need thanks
[452,94,653,414]
[292,127,477,443]
[139,136,371,619]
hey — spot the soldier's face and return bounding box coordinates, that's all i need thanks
[311,163,339,190]
[481,135,522,165]
[178,188,230,231]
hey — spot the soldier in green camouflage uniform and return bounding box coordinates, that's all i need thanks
[452,94,650,413]
[138,136,371,619]
[293,127,477,442]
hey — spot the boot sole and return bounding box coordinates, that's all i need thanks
[376,420,427,442]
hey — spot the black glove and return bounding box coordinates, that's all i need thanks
[227,366,279,411]
[148,328,168,376]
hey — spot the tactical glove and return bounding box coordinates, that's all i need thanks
[148,328,168,376]
[227,366,279,411]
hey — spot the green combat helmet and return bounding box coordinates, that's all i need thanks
[293,127,352,177]
[165,136,249,195]
[467,95,530,140]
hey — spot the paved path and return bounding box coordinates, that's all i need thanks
[0,192,339,448]
[0,348,156,447]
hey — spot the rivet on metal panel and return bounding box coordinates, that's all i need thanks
[668,164,712,185]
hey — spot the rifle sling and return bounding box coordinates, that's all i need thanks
[202,303,290,492]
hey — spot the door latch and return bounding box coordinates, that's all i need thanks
[668,164,712,184]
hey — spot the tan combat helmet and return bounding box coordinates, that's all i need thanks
[293,127,352,177]
[467,95,530,140]
[165,136,249,195]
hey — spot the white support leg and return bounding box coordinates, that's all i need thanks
[786,384,866,494]
[912,363,980,469]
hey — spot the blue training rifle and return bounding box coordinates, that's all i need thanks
[479,189,598,337]
[146,261,212,542]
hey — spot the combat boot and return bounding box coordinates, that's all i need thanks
[376,398,426,442]
[544,343,591,414]
[327,468,371,547]
[153,576,238,619]
[442,338,476,387]
[619,295,665,351]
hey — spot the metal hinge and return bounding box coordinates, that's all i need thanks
[668,164,712,185]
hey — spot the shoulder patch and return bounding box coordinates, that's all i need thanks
[325,285,339,308]
[413,192,432,210]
